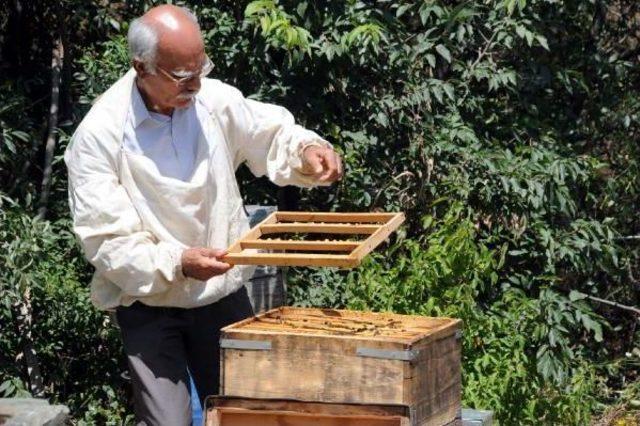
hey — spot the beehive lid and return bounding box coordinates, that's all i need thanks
[221,306,461,345]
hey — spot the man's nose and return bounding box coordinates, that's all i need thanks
[184,76,201,92]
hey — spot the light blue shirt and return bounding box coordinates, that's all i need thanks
[123,84,199,182]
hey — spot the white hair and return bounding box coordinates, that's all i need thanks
[127,6,199,72]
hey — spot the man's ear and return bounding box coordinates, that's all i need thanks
[132,59,147,77]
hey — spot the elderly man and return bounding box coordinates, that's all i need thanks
[64,4,341,425]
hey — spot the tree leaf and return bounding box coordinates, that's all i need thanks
[396,4,413,17]
[435,44,451,63]
[569,290,587,301]
[536,35,549,51]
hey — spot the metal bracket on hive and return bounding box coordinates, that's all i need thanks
[219,338,272,351]
[356,347,421,362]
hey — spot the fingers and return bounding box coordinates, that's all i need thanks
[200,248,232,273]
[200,247,228,259]
[302,145,344,183]
[317,149,343,182]
[182,247,233,281]
[198,248,228,260]
[305,150,325,175]
[203,257,233,274]
[319,149,337,181]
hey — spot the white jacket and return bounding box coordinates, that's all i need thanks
[65,69,329,310]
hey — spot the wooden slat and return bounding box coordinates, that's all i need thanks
[276,212,396,223]
[244,318,437,339]
[226,212,278,253]
[242,322,420,339]
[239,239,359,252]
[224,252,359,268]
[207,397,410,418]
[260,223,379,235]
[350,213,405,262]
[208,408,406,426]
[275,307,454,329]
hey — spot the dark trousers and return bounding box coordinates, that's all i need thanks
[116,287,254,426]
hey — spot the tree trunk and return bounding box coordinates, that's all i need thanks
[37,37,64,220]
[19,33,65,398]
[14,287,44,396]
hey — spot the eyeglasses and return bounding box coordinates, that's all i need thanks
[155,56,214,85]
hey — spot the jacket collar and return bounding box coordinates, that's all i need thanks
[82,69,215,145]
[83,68,137,145]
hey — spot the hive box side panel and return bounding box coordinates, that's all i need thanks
[404,334,462,426]
[206,396,411,416]
[207,408,407,426]
[221,332,407,404]
[205,397,411,426]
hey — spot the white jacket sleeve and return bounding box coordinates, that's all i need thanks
[218,85,333,188]
[65,128,185,297]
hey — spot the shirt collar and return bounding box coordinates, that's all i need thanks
[130,83,153,128]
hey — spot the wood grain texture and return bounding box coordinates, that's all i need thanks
[205,397,411,426]
[222,307,460,344]
[223,252,359,267]
[240,239,359,251]
[207,408,406,426]
[275,212,397,223]
[221,332,407,403]
[260,223,379,235]
[207,396,410,417]
[405,334,462,426]
[223,212,404,267]
[219,307,462,426]
[350,212,406,262]
[226,211,277,253]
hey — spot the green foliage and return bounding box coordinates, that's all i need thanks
[1,0,639,423]
[73,35,131,108]
[244,0,312,54]
[0,200,133,424]
[289,206,608,423]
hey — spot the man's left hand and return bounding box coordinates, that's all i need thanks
[301,145,343,183]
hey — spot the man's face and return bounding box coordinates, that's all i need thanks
[134,29,207,113]
[136,52,206,111]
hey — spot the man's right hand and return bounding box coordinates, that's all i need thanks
[181,247,233,281]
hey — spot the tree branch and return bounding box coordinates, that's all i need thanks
[584,293,640,319]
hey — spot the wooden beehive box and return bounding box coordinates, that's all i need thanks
[219,307,462,426]
[206,396,463,426]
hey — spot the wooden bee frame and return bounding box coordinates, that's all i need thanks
[223,212,405,268]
